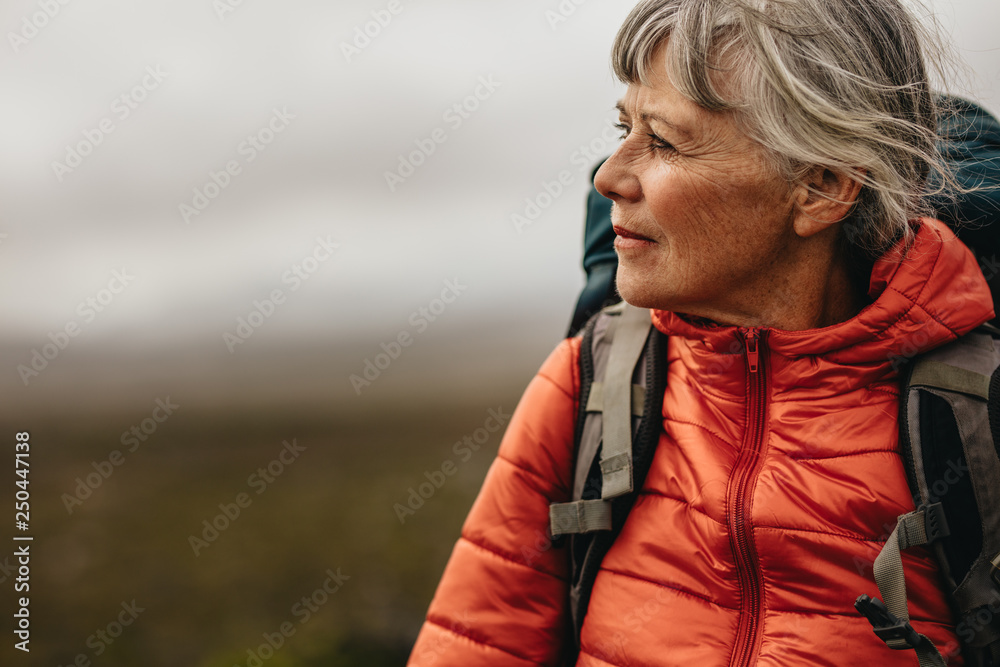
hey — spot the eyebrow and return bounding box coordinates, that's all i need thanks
[615,101,689,137]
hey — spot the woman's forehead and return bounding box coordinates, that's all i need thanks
[623,39,741,117]
[615,69,720,140]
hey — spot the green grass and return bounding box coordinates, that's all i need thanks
[0,396,518,666]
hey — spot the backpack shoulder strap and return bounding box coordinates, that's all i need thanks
[857,327,1000,666]
[548,302,668,655]
[550,302,652,529]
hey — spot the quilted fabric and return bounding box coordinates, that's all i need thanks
[407,218,994,666]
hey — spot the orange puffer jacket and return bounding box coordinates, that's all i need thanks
[407,218,994,667]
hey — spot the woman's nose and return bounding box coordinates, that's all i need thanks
[594,146,641,203]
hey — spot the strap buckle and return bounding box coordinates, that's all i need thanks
[855,595,921,650]
[920,503,950,543]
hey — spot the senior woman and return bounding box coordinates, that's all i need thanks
[408,0,994,665]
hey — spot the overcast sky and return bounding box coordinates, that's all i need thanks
[2,0,998,364]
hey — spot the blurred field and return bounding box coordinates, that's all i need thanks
[0,329,554,666]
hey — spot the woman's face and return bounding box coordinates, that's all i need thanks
[595,43,801,323]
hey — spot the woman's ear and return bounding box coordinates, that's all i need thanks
[792,166,865,238]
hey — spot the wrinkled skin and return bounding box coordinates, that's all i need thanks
[595,43,863,331]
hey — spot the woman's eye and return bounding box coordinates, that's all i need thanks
[614,122,673,154]
[646,133,673,153]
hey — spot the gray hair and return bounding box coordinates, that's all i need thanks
[611,0,958,257]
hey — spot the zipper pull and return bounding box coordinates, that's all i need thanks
[744,328,760,373]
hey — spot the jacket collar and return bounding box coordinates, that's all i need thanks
[650,217,993,371]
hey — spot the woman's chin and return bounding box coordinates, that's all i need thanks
[616,269,673,311]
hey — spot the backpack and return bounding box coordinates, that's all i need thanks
[551,95,1000,666]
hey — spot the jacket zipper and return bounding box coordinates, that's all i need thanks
[729,328,768,667]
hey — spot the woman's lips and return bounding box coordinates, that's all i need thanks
[613,225,655,250]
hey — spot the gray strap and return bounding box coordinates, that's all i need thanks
[875,513,925,624]
[549,500,612,535]
[871,510,947,666]
[570,309,621,502]
[913,638,948,666]
[585,382,646,416]
[909,361,990,400]
[600,305,653,500]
